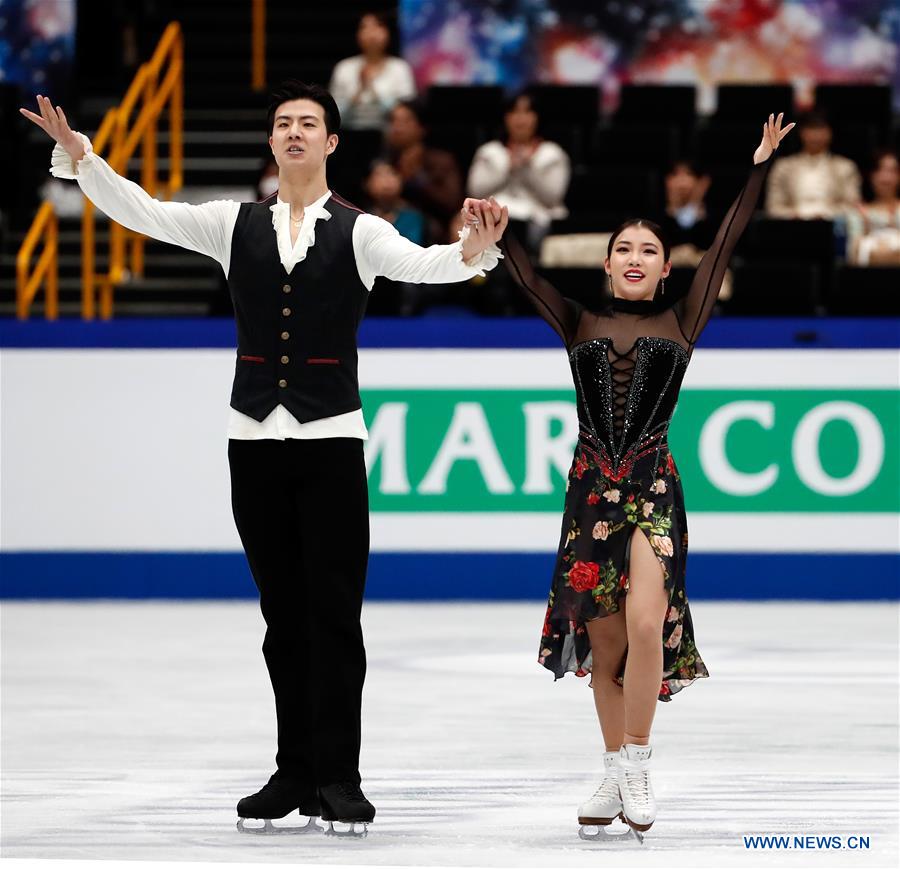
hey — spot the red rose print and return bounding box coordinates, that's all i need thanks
[574,458,589,479]
[542,606,552,637]
[587,492,600,505]
[660,681,671,696]
[568,560,600,592]
[666,453,676,474]
[627,494,635,502]
[619,574,627,588]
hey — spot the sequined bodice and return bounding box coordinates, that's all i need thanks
[497,156,773,479]
[569,336,690,476]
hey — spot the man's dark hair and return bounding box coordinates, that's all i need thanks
[665,158,704,178]
[607,218,672,262]
[267,79,341,137]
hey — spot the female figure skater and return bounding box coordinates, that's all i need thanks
[465,112,794,840]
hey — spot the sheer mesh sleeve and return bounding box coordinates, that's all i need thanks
[676,156,773,348]
[499,230,581,347]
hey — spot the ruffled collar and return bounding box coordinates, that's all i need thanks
[268,190,333,273]
[268,190,333,228]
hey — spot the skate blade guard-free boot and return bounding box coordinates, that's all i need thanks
[578,750,641,842]
[616,743,656,839]
[319,781,376,838]
[236,774,322,835]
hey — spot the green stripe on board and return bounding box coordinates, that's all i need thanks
[361,389,899,513]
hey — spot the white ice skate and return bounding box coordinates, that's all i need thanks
[578,750,641,842]
[616,742,656,840]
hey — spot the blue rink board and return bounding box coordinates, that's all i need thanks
[1,552,897,600]
[1,316,898,348]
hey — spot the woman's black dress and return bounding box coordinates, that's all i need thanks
[499,156,773,700]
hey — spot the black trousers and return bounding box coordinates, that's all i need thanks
[228,437,369,787]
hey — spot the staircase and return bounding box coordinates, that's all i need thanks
[3,0,382,318]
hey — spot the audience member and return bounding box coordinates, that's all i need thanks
[764,111,861,219]
[657,160,732,300]
[385,99,463,241]
[844,148,900,266]
[362,159,430,245]
[329,12,416,132]
[467,91,570,253]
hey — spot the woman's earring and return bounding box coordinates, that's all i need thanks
[608,274,613,293]
[661,277,666,296]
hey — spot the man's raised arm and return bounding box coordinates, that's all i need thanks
[21,95,238,273]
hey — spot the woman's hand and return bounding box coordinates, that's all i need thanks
[460,196,509,261]
[19,95,85,163]
[754,112,795,165]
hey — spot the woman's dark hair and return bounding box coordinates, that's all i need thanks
[867,147,899,174]
[501,90,543,142]
[359,10,391,29]
[267,79,341,137]
[357,10,398,54]
[797,109,830,131]
[607,218,671,262]
[391,97,427,127]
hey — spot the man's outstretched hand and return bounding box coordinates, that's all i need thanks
[20,95,85,164]
[460,195,508,262]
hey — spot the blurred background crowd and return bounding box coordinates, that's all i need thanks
[1,0,898,319]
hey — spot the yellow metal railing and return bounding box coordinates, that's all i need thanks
[84,21,184,319]
[252,0,266,91]
[16,201,58,320]
[17,21,183,320]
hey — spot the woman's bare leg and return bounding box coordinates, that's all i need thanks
[586,610,628,751]
[622,529,669,746]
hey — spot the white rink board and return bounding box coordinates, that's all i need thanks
[1,348,897,554]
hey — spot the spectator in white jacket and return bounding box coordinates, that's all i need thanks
[329,12,416,132]
[467,91,571,252]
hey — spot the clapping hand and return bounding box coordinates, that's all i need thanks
[460,196,509,261]
[754,112,795,165]
[19,95,85,163]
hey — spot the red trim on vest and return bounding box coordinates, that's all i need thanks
[306,358,340,365]
[329,193,366,215]
[240,355,266,363]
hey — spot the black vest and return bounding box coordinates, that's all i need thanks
[227,194,370,423]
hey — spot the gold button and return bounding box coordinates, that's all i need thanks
[278,379,287,388]
[282,284,291,293]
[282,307,291,317]
[280,355,289,364]
[281,331,289,340]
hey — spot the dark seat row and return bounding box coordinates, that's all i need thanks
[424,83,894,132]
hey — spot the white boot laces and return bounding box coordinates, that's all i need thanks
[623,762,651,807]
[591,771,620,803]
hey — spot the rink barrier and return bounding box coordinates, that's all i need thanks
[1,316,898,349]
[0,552,897,600]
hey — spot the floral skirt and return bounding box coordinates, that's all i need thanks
[538,436,709,701]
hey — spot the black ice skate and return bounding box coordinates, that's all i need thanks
[318,781,375,838]
[236,773,322,834]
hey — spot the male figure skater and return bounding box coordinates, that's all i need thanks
[21,80,507,834]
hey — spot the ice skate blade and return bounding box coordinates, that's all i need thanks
[324,820,369,839]
[236,816,322,835]
[579,820,644,844]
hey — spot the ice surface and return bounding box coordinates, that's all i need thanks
[2,600,898,867]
